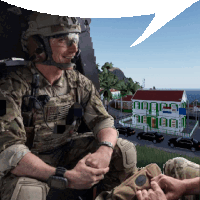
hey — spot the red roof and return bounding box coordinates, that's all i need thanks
[115,95,133,101]
[99,88,120,92]
[132,90,185,102]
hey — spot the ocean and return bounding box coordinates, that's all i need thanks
[185,90,200,104]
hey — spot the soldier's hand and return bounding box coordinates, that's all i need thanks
[150,174,186,200]
[136,174,186,200]
[136,181,167,200]
[66,153,109,189]
[85,149,112,169]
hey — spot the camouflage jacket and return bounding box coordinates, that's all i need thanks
[0,62,118,179]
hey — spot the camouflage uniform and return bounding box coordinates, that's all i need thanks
[163,157,200,200]
[0,62,137,200]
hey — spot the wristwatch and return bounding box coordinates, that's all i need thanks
[98,141,114,150]
[47,167,68,190]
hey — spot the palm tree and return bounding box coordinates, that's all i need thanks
[134,81,143,91]
[125,78,137,95]
[98,62,143,111]
[99,72,119,111]
[111,78,143,112]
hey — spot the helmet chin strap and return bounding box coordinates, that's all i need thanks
[37,36,77,70]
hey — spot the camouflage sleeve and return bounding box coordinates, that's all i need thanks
[82,79,118,139]
[0,72,30,177]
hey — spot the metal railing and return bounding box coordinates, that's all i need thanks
[189,120,199,136]
[118,117,194,138]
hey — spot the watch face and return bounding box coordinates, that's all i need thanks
[49,176,68,190]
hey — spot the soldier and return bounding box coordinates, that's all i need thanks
[0,12,137,200]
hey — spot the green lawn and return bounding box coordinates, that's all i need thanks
[136,144,200,173]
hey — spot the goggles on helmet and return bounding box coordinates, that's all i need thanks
[50,33,79,47]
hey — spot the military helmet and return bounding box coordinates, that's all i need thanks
[25,12,81,38]
[21,12,81,70]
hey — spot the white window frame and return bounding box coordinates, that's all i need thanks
[136,115,139,122]
[143,116,147,123]
[172,104,177,112]
[135,102,139,109]
[162,103,166,111]
[162,118,166,127]
[143,102,147,109]
[171,119,176,128]
[152,103,156,111]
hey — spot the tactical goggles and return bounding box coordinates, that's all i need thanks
[50,33,79,47]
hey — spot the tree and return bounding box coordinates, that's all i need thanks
[98,61,143,111]
[134,81,143,91]
[99,71,119,111]
[101,62,114,71]
[126,77,137,95]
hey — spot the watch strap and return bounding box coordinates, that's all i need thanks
[55,167,67,177]
[98,141,114,150]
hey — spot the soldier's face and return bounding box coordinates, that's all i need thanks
[49,34,79,64]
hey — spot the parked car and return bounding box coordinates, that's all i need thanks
[136,131,164,144]
[168,137,200,152]
[118,127,135,137]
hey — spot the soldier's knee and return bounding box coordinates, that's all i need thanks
[116,138,137,169]
[10,177,49,200]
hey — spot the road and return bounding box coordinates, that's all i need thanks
[117,126,200,159]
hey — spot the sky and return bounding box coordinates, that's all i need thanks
[89,1,200,90]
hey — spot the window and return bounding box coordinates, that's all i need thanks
[143,116,147,123]
[162,103,166,110]
[143,102,147,109]
[149,133,155,137]
[193,139,198,143]
[152,103,156,111]
[162,118,166,127]
[136,115,139,122]
[135,102,139,109]
[123,102,128,107]
[172,104,177,112]
[171,119,176,128]
[152,117,156,128]
[180,139,192,145]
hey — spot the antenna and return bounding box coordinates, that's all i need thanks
[142,78,145,89]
